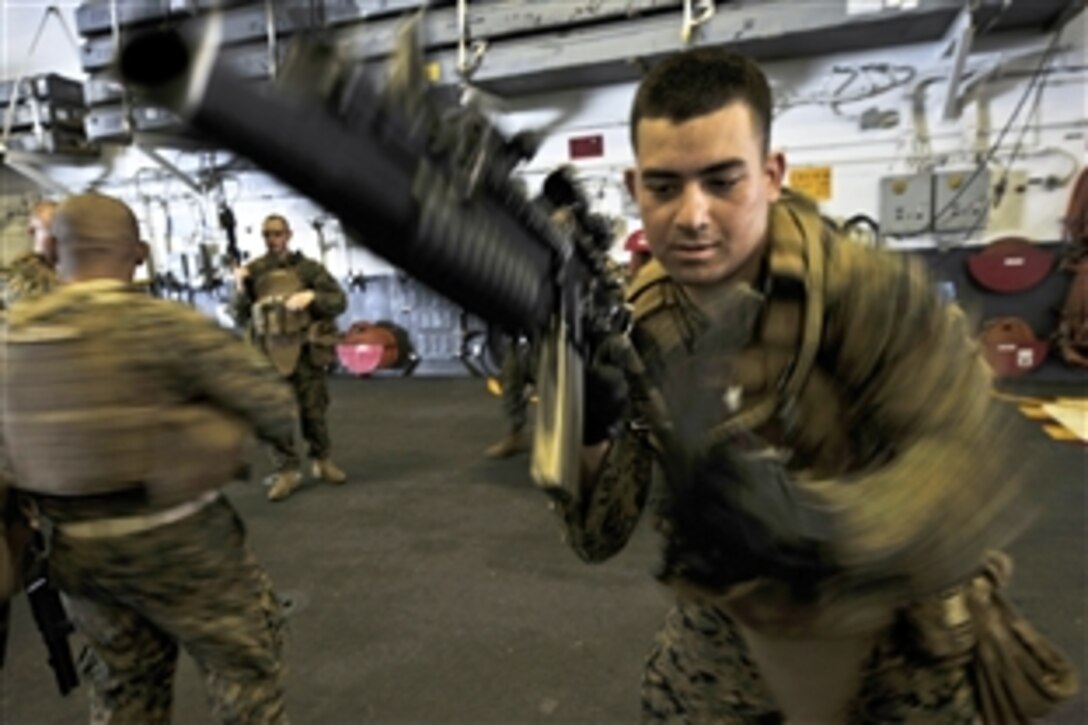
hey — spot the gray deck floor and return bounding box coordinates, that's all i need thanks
[3,376,1085,723]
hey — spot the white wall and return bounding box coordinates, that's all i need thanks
[2,4,1086,277]
[500,9,1087,252]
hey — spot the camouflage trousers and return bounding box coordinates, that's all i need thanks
[272,351,332,469]
[46,496,287,724]
[641,600,977,724]
[499,338,537,433]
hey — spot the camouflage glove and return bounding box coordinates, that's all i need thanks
[582,335,630,445]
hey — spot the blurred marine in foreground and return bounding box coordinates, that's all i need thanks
[1,194,295,722]
[562,48,1077,723]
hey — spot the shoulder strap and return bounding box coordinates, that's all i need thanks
[706,200,828,442]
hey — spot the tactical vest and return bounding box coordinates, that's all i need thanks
[627,195,850,476]
[1,286,248,506]
[250,267,312,375]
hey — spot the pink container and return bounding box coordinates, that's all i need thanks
[337,343,385,376]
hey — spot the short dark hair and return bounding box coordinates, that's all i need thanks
[629,48,773,156]
[263,213,291,231]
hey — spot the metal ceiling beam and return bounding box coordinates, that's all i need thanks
[418,0,966,95]
[79,1,681,72]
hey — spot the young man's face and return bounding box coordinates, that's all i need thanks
[262,218,291,256]
[626,102,784,293]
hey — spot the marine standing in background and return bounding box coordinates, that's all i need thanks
[483,334,536,459]
[486,168,620,460]
[4,200,59,306]
[234,213,349,501]
[560,48,1056,723]
[1,193,296,723]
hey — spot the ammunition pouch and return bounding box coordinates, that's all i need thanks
[966,551,1079,723]
[251,268,310,375]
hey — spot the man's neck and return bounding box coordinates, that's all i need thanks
[65,267,134,284]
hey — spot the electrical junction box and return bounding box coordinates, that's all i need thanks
[879,172,933,236]
[933,167,991,233]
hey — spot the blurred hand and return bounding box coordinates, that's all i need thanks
[285,290,315,311]
[233,265,250,292]
[583,334,630,445]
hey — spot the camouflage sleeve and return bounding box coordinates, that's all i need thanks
[147,304,296,448]
[4,256,57,307]
[557,427,655,563]
[303,260,347,321]
[229,259,261,328]
[806,241,1035,595]
[824,242,992,440]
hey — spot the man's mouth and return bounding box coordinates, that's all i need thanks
[670,243,717,261]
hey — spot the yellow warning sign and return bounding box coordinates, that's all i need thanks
[788,166,833,201]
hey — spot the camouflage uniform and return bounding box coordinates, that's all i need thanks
[498,336,537,435]
[558,194,1015,723]
[3,251,57,306]
[234,251,347,468]
[3,281,296,723]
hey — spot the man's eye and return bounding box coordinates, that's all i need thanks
[644,181,678,197]
[705,178,739,194]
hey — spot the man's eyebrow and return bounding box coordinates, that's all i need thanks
[641,159,747,179]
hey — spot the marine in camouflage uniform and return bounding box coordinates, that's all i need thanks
[1,194,296,723]
[487,174,621,459]
[559,49,1041,723]
[484,336,537,458]
[3,199,59,307]
[233,214,348,501]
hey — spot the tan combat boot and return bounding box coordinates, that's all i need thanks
[311,458,348,484]
[484,430,529,459]
[267,469,303,502]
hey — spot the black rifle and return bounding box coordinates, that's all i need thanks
[0,525,79,696]
[25,535,80,695]
[117,17,640,495]
[219,201,242,268]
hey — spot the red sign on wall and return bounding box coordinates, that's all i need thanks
[568,134,604,159]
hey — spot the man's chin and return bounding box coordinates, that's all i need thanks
[667,264,732,289]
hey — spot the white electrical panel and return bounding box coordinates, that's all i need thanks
[879,172,932,236]
[933,167,991,233]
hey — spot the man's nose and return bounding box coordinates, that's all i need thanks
[674,184,711,235]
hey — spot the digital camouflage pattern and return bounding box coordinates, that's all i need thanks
[4,252,57,306]
[3,280,296,723]
[272,354,333,468]
[43,497,287,725]
[234,251,347,469]
[555,195,1019,722]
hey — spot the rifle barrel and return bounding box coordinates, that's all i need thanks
[119,20,558,333]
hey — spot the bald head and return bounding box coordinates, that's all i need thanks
[53,194,146,282]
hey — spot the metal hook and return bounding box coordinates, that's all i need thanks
[681,0,716,45]
[456,0,488,80]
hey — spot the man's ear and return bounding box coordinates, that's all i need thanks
[766,151,786,202]
[136,240,151,265]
